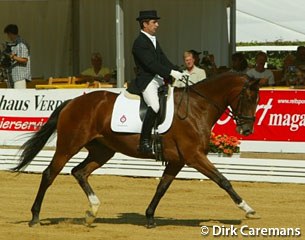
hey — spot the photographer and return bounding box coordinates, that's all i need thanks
[3,24,31,88]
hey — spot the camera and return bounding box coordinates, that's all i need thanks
[0,42,17,68]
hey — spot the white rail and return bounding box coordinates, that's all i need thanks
[1,149,304,184]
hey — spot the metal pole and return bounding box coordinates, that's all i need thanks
[71,0,80,76]
[115,0,125,88]
[229,0,236,64]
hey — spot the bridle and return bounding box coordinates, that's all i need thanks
[225,79,257,127]
[177,75,257,127]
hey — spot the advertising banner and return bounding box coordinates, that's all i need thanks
[213,89,305,142]
[0,88,304,146]
[0,89,110,145]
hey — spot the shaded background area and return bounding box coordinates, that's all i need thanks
[0,0,229,80]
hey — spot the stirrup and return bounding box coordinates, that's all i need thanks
[138,139,153,154]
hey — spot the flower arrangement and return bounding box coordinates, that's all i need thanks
[209,132,240,157]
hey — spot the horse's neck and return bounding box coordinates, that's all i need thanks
[196,75,241,104]
[176,78,239,127]
[173,86,225,128]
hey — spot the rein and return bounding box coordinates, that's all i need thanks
[177,76,225,120]
[176,76,256,126]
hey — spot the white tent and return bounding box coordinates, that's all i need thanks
[236,0,305,42]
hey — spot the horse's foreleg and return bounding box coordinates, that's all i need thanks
[72,142,115,225]
[30,152,71,227]
[145,161,184,228]
[214,170,258,218]
[192,156,259,219]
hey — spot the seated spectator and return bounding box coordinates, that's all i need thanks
[81,52,111,81]
[282,54,295,84]
[188,49,201,67]
[230,52,248,74]
[201,53,217,77]
[173,51,206,88]
[294,46,305,71]
[246,51,275,86]
[281,46,305,86]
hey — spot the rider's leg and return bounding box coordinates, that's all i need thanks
[138,78,163,153]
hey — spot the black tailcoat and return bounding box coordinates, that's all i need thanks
[127,32,178,94]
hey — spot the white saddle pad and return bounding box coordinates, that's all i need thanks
[111,87,174,133]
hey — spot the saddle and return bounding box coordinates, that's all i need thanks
[114,87,174,134]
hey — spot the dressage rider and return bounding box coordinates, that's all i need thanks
[127,10,184,154]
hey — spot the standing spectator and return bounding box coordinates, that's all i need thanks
[81,52,112,81]
[173,51,206,88]
[4,24,31,88]
[246,51,274,86]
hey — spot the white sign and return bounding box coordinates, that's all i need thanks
[0,88,120,145]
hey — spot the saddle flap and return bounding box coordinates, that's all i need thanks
[111,87,174,134]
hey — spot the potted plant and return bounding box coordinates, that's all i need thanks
[209,132,240,157]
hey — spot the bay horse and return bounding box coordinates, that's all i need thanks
[13,72,262,228]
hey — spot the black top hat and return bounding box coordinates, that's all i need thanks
[136,10,160,21]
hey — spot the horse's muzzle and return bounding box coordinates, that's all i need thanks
[237,126,253,136]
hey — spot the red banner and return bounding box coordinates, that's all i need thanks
[213,89,305,142]
[0,116,48,131]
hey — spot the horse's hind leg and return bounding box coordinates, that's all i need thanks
[72,140,115,225]
[145,160,184,228]
[191,155,259,219]
[30,151,74,227]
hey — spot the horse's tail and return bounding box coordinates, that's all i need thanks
[12,100,71,171]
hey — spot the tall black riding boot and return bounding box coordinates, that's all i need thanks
[138,107,158,154]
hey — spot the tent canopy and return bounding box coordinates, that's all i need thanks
[236,0,305,42]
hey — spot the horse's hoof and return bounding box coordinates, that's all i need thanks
[246,211,261,219]
[146,222,157,229]
[85,210,96,226]
[146,218,156,229]
[28,220,40,227]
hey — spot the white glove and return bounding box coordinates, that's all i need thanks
[182,72,190,80]
[170,70,183,80]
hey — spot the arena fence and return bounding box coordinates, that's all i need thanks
[0,148,304,184]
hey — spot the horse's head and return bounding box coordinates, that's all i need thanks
[230,77,262,136]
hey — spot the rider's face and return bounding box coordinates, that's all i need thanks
[143,20,159,35]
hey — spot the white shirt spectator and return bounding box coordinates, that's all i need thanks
[173,66,206,88]
[246,68,275,86]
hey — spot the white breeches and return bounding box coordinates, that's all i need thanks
[142,77,164,113]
